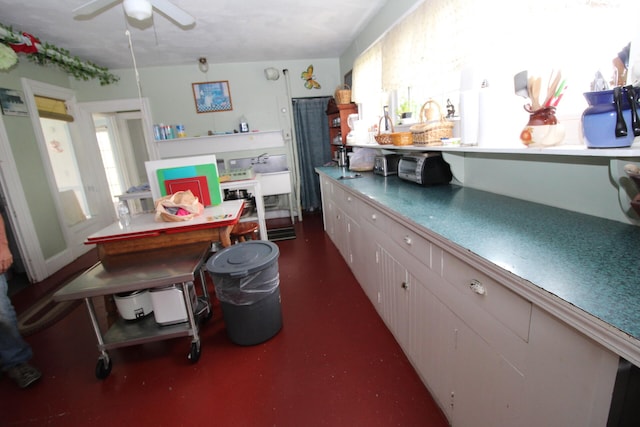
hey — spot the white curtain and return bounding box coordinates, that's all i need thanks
[353,0,638,121]
[352,42,383,125]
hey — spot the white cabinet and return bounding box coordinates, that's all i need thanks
[378,245,412,351]
[316,172,619,427]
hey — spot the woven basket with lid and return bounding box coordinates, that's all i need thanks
[334,84,352,104]
[410,99,454,146]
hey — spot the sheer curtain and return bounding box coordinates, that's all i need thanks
[353,0,638,123]
[292,97,332,212]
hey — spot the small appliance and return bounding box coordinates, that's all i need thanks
[114,289,153,320]
[373,154,402,176]
[149,282,197,326]
[397,153,453,186]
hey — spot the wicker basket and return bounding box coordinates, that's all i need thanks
[335,85,352,104]
[374,115,395,145]
[391,131,413,146]
[410,99,454,146]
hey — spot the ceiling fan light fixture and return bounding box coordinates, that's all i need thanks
[123,0,153,21]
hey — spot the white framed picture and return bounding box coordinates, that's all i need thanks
[0,88,29,116]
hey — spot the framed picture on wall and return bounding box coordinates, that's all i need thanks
[344,70,352,88]
[192,81,233,113]
[0,88,29,116]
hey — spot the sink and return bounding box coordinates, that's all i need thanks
[228,154,288,174]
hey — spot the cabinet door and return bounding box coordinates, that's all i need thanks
[409,270,456,420]
[378,246,411,351]
[357,219,383,308]
[451,317,525,427]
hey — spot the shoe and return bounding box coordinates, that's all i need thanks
[6,363,42,388]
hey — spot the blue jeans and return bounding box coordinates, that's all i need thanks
[0,274,32,371]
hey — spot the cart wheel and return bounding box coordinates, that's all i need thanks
[188,341,201,363]
[202,308,213,323]
[95,357,112,379]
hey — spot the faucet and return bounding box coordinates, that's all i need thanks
[252,153,269,164]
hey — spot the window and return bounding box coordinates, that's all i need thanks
[352,0,639,142]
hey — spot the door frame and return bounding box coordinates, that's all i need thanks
[0,82,155,282]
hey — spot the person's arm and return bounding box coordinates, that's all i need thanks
[0,215,14,274]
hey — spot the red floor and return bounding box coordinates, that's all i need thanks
[0,212,448,427]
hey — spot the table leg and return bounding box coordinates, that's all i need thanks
[220,224,232,247]
[104,295,118,327]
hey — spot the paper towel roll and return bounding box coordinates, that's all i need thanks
[477,87,497,147]
[459,90,479,146]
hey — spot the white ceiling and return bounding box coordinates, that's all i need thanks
[0,0,388,70]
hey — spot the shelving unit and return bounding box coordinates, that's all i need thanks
[326,98,358,161]
[349,141,640,223]
[348,142,640,157]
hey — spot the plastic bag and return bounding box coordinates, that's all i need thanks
[154,190,204,222]
[348,147,376,171]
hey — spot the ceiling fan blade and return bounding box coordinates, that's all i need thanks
[72,0,122,17]
[149,0,195,26]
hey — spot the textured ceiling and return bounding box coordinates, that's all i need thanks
[0,0,387,70]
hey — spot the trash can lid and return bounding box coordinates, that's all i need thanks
[206,240,279,277]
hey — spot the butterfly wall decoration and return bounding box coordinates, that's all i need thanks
[301,65,321,90]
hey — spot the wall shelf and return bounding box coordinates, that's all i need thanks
[155,130,285,159]
[349,142,640,158]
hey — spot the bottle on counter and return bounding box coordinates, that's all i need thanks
[176,124,186,138]
[117,201,131,228]
[239,115,249,133]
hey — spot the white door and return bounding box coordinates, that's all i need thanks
[21,79,114,264]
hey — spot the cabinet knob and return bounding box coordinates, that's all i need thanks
[469,279,487,296]
[371,213,377,221]
[403,235,412,245]
[401,281,409,290]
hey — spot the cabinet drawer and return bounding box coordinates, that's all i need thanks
[359,201,390,235]
[442,251,532,342]
[390,221,432,269]
[333,185,358,217]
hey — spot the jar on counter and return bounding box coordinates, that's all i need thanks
[520,106,565,147]
[581,88,636,148]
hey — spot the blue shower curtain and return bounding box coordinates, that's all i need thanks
[293,97,332,212]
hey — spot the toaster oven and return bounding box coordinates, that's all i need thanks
[397,153,453,186]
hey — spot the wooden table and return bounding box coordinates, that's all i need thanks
[83,199,244,327]
[85,199,245,258]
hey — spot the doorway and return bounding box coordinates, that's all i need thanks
[292,96,332,212]
[93,111,151,214]
[1,80,154,284]
[20,79,114,274]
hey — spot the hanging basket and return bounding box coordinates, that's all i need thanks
[409,99,454,146]
[334,84,352,104]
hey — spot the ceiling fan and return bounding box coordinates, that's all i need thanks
[73,0,195,27]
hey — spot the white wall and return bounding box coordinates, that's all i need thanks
[72,58,341,138]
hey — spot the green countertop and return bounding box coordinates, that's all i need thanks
[316,166,640,343]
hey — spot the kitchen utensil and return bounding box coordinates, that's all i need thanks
[626,85,640,137]
[544,70,562,107]
[531,76,542,110]
[614,86,628,138]
[514,70,529,98]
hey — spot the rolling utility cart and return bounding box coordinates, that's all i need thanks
[53,243,212,379]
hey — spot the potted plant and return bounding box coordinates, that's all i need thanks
[396,98,417,125]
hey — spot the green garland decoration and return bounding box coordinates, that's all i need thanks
[0,23,119,86]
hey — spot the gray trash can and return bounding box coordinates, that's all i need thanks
[206,240,282,345]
